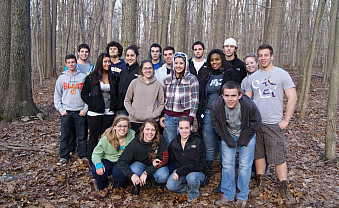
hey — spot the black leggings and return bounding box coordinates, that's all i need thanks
[87,115,114,166]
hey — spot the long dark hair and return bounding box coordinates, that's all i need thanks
[91,53,111,83]
[204,49,231,79]
[139,119,160,161]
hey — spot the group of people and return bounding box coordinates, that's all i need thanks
[54,38,297,206]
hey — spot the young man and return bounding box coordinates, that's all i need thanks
[64,44,95,75]
[155,46,175,84]
[166,116,207,203]
[212,81,262,207]
[106,41,126,77]
[148,43,164,71]
[54,54,88,165]
[188,41,207,81]
[245,44,297,206]
[222,38,247,84]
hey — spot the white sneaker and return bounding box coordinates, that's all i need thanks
[57,158,67,165]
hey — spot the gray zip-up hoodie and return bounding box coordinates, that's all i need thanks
[54,70,88,113]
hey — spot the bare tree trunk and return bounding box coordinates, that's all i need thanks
[0,0,11,115]
[106,0,117,44]
[174,0,184,51]
[213,0,227,49]
[298,0,327,121]
[42,0,53,79]
[291,0,300,69]
[51,0,57,77]
[244,0,249,55]
[196,0,204,42]
[3,0,40,121]
[93,0,104,58]
[325,1,339,160]
[78,0,85,43]
[160,0,171,47]
[121,0,137,50]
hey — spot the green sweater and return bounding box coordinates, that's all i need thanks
[91,129,135,165]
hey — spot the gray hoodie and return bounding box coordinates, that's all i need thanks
[54,70,88,113]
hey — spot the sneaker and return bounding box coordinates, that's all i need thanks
[213,185,221,193]
[234,199,247,207]
[215,196,230,205]
[187,197,198,203]
[279,180,296,207]
[251,174,265,197]
[57,158,67,166]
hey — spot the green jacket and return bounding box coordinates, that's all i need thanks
[92,129,135,165]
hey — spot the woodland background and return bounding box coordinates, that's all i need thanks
[0,0,338,207]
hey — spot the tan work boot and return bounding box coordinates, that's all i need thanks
[279,180,296,207]
[251,174,265,197]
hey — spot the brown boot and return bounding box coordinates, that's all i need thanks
[92,188,108,199]
[279,180,295,207]
[251,174,265,197]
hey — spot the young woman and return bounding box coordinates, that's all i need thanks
[196,49,232,185]
[241,54,259,90]
[160,52,199,145]
[166,116,207,203]
[124,60,164,133]
[116,45,140,115]
[118,119,169,195]
[81,53,118,166]
[91,115,135,197]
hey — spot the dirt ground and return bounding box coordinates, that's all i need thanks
[0,69,338,207]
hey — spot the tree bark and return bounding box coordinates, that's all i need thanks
[121,0,137,51]
[174,0,184,51]
[51,0,57,77]
[3,0,40,121]
[324,1,338,161]
[106,0,117,44]
[213,0,227,49]
[244,0,249,55]
[196,0,204,42]
[298,0,327,121]
[160,0,171,47]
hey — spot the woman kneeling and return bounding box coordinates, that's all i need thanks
[118,119,169,195]
[166,116,207,203]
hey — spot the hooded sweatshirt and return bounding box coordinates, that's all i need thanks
[54,70,87,113]
[148,47,164,71]
[163,52,199,119]
[111,59,127,77]
[124,75,164,123]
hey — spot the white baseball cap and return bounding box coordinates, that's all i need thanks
[224,38,237,47]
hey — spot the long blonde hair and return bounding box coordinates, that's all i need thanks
[101,114,131,151]
[139,119,160,161]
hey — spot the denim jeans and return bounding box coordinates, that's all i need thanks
[221,133,256,201]
[60,111,87,160]
[166,170,205,200]
[130,161,169,184]
[91,159,127,190]
[202,109,218,161]
[163,114,180,145]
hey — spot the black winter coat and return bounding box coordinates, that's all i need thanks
[226,54,247,84]
[188,57,207,81]
[168,132,207,176]
[210,94,262,147]
[81,72,118,113]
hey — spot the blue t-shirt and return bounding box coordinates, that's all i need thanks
[153,61,161,71]
[206,73,224,109]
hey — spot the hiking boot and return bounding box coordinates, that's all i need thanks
[156,183,164,195]
[202,161,213,186]
[279,180,295,207]
[131,185,140,195]
[251,174,265,197]
[92,188,108,199]
[213,184,221,193]
[234,199,247,208]
[215,196,230,205]
[57,158,67,166]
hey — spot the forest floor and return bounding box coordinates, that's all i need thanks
[0,69,338,208]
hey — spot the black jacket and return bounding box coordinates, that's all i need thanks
[226,54,247,85]
[81,72,118,113]
[210,94,262,148]
[188,57,207,81]
[116,62,140,111]
[168,132,207,176]
[118,135,168,178]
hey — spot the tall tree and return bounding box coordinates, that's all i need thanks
[106,0,117,44]
[213,0,227,49]
[324,1,338,161]
[160,0,171,47]
[298,0,327,121]
[1,0,39,121]
[121,0,137,51]
[263,0,285,66]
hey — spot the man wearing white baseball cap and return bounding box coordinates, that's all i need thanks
[222,38,247,85]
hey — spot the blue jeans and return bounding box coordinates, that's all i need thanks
[202,109,218,161]
[166,170,205,200]
[130,162,169,184]
[163,114,180,145]
[60,111,87,160]
[91,159,127,190]
[221,134,256,201]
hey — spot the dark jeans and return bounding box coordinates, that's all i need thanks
[91,159,127,190]
[87,115,114,165]
[60,111,87,160]
[69,117,88,153]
